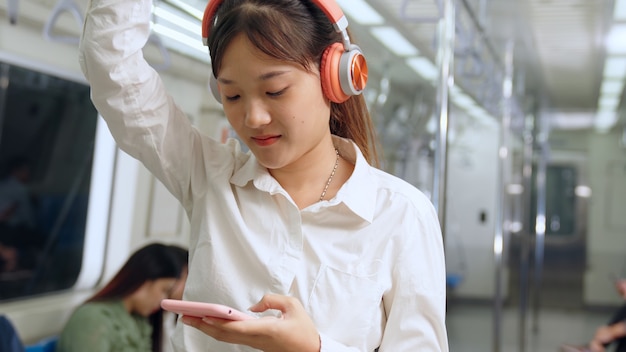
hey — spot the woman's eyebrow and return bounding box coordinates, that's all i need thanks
[218,70,290,85]
[258,70,289,81]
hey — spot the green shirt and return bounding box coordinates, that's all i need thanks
[57,300,152,352]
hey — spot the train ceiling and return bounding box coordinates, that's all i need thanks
[1,0,623,131]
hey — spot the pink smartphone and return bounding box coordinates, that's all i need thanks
[160,299,255,321]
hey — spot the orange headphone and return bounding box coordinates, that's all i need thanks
[202,0,368,104]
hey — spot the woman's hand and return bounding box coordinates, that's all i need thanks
[615,279,626,299]
[182,294,320,352]
[590,322,626,352]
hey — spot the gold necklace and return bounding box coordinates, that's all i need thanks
[319,148,339,201]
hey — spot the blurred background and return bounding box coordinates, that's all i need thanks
[0,0,625,351]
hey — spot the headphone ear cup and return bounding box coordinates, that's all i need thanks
[209,74,222,103]
[340,44,368,96]
[320,43,350,103]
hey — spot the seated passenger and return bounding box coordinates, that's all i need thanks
[56,243,187,352]
[0,315,25,352]
[561,278,626,352]
[0,157,40,273]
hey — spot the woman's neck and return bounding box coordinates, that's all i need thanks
[270,143,353,209]
[122,296,133,313]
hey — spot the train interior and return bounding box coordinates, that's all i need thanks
[0,0,625,351]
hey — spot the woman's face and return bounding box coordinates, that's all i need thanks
[217,34,332,170]
[129,278,177,316]
[169,268,188,301]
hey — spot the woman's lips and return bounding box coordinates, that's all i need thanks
[251,135,280,146]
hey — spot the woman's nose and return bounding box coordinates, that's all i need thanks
[244,100,271,128]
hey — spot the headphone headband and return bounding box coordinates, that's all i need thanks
[202,0,367,104]
[202,0,350,48]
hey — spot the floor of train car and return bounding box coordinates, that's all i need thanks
[507,236,588,310]
[447,236,617,351]
[446,299,613,352]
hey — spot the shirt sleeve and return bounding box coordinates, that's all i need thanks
[379,199,449,351]
[78,0,205,209]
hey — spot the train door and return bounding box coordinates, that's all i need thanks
[533,158,589,310]
[509,156,590,310]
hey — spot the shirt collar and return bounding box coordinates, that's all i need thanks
[230,136,377,223]
[331,136,376,224]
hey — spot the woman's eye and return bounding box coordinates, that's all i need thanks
[267,88,286,97]
[225,94,240,101]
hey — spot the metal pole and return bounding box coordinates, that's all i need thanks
[532,112,549,333]
[432,0,454,234]
[478,0,488,27]
[0,63,9,150]
[518,112,535,352]
[493,40,514,352]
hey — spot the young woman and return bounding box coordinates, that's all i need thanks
[56,243,188,352]
[79,0,449,350]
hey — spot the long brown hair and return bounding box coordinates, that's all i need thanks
[207,0,380,167]
[88,243,188,352]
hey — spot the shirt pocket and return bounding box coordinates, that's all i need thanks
[307,261,385,347]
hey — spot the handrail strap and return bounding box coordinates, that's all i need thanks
[42,0,84,45]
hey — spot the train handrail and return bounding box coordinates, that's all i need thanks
[42,0,84,45]
[147,33,172,71]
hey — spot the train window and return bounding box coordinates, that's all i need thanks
[0,60,99,300]
[530,164,578,237]
[544,165,577,236]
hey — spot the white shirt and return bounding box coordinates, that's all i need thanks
[79,0,449,351]
[162,312,178,352]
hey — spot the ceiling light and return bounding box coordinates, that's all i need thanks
[466,105,484,117]
[450,91,476,110]
[598,95,620,110]
[601,80,625,95]
[595,111,618,132]
[607,25,626,54]
[604,57,626,79]
[469,106,494,125]
[406,57,437,80]
[154,7,202,35]
[615,0,626,20]
[336,0,384,25]
[162,0,203,20]
[152,23,206,53]
[370,27,419,56]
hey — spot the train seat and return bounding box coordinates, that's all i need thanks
[24,336,57,352]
